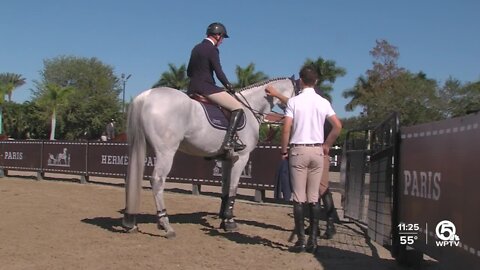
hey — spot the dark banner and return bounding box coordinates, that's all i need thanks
[86,142,159,178]
[87,142,129,177]
[168,151,221,185]
[158,146,280,189]
[42,141,87,175]
[398,112,480,267]
[87,142,128,177]
[86,142,280,189]
[1,140,339,192]
[246,144,282,189]
[0,140,43,171]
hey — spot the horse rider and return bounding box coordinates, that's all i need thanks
[187,22,246,152]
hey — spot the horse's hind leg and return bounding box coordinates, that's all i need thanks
[150,151,176,239]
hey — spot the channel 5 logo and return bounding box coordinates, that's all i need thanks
[435,220,460,247]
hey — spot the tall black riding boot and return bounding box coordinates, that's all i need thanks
[222,109,246,152]
[306,202,320,253]
[321,189,336,239]
[289,202,306,253]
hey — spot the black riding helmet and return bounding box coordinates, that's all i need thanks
[206,22,229,38]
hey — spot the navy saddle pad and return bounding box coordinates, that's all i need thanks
[199,103,246,131]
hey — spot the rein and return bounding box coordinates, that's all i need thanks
[235,91,263,124]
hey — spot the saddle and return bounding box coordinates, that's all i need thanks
[190,94,246,131]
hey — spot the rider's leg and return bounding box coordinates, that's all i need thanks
[222,109,246,151]
[207,91,242,111]
[207,92,246,151]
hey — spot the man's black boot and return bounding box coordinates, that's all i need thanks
[322,189,336,239]
[289,202,306,253]
[306,202,320,253]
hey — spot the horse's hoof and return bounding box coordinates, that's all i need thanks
[123,225,139,233]
[165,230,176,239]
[220,219,239,232]
[122,213,137,233]
[158,216,176,238]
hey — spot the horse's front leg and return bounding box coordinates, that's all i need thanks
[219,155,248,232]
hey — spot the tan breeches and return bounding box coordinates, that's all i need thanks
[289,146,324,203]
[207,91,243,111]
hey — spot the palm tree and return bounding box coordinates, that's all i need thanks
[343,76,371,113]
[152,63,189,91]
[234,63,268,88]
[0,73,26,134]
[36,83,74,140]
[0,72,26,101]
[0,83,8,134]
[303,57,346,101]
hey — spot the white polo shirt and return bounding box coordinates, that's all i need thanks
[284,87,336,144]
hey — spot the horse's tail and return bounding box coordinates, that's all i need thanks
[125,93,147,214]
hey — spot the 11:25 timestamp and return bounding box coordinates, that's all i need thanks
[398,223,419,231]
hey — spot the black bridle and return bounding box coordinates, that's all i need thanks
[292,77,301,96]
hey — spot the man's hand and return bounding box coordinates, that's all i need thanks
[322,144,330,156]
[265,85,279,98]
[266,85,289,105]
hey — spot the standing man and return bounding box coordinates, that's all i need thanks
[187,22,245,152]
[266,84,339,240]
[280,66,342,253]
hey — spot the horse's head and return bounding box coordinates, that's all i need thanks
[236,77,297,119]
[265,77,297,109]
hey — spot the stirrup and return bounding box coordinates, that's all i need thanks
[223,137,246,152]
[223,143,246,152]
[232,142,246,151]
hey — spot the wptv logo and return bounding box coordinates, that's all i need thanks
[435,220,460,247]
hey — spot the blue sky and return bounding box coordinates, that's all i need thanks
[1,0,479,118]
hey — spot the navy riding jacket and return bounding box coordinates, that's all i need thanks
[187,39,231,96]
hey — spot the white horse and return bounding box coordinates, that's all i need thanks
[122,77,296,238]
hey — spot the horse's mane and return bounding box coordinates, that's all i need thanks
[238,77,290,92]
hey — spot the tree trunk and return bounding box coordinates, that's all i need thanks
[49,109,56,140]
[0,106,3,134]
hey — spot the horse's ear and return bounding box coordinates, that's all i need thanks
[289,74,295,80]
